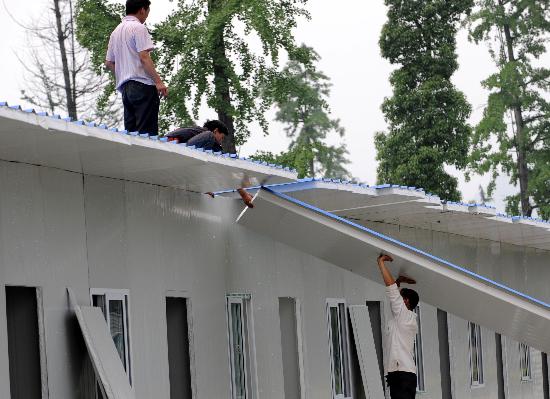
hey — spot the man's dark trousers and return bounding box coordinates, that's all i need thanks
[121,80,159,135]
[386,371,417,399]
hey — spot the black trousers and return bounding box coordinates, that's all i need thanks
[121,80,160,135]
[386,371,417,399]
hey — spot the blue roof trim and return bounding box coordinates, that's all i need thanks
[213,178,550,225]
[262,186,550,310]
[0,101,297,178]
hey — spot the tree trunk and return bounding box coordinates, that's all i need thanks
[502,20,531,217]
[208,0,236,154]
[305,129,315,177]
[53,0,77,120]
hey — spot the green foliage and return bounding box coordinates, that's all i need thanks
[251,48,350,179]
[75,0,123,74]
[467,0,550,217]
[154,0,313,148]
[75,0,124,122]
[376,0,473,202]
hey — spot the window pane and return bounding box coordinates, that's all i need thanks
[469,323,483,385]
[230,302,246,399]
[476,325,483,384]
[414,307,425,391]
[109,299,127,369]
[330,306,343,395]
[520,343,531,380]
[338,304,351,396]
[469,323,478,383]
[92,295,107,321]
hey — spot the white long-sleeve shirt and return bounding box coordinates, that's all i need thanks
[384,283,418,375]
[106,16,155,91]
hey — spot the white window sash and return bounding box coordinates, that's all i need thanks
[326,299,351,399]
[227,296,250,399]
[414,306,425,392]
[90,289,132,385]
[469,322,484,386]
[519,343,532,381]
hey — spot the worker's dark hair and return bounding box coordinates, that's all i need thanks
[126,0,151,15]
[401,288,419,310]
[203,120,229,136]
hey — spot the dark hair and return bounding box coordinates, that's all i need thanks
[203,120,229,136]
[126,0,151,15]
[401,288,419,310]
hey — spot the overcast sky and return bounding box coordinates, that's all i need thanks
[1,0,535,213]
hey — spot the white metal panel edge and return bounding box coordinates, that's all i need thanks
[0,106,296,192]
[67,289,135,399]
[236,188,550,353]
[348,306,385,399]
[219,179,550,250]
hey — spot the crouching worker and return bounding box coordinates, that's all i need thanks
[166,120,228,152]
[377,253,419,399]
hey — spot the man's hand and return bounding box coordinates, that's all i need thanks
[378,254,393,263]
[237,188,254,208]
[396,275,416,285]
[139,50,168,97]
[105,60,115,74]
[156,81,168,98]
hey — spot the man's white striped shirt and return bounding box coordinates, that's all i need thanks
[106,16,155,91]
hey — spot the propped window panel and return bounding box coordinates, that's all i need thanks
[237,188,550,354]
[348,306,385,399]
[68,289,135,399]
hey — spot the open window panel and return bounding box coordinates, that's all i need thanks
[519,342,532,381]
[348,305,385,399]
[327,299,352,399]
[67,288,135,399]
[468,322,484,387]
[413,306,425,392]
[166,295,194,399]
[278,297,304,399]
[91,289,132,399]
[226,294,257,399]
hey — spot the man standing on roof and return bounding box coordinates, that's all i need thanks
[377,253,419,399]
[105,0,168,136]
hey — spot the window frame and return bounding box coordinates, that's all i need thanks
[278,296,306,399]
[90,288,133,385]
[226,294,257,399]
[519,342,532,382]
[413,306,425,392]
[468,322,484,387]
[326,298,353,399]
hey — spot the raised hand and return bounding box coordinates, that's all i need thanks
[397,275,416,285]
[378,253,394,263]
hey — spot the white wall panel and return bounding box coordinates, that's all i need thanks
[83,176,230,399]
[502,336,545,399]
[0,161,90,398]
[448,314,499,399]
[0,158,546,399]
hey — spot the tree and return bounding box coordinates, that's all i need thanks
[75,0,125,125]
[17,0,121,125]
[153,0,313,153]
[468,0,550,218]
[375,0,473,202]
[251,48,350,179]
